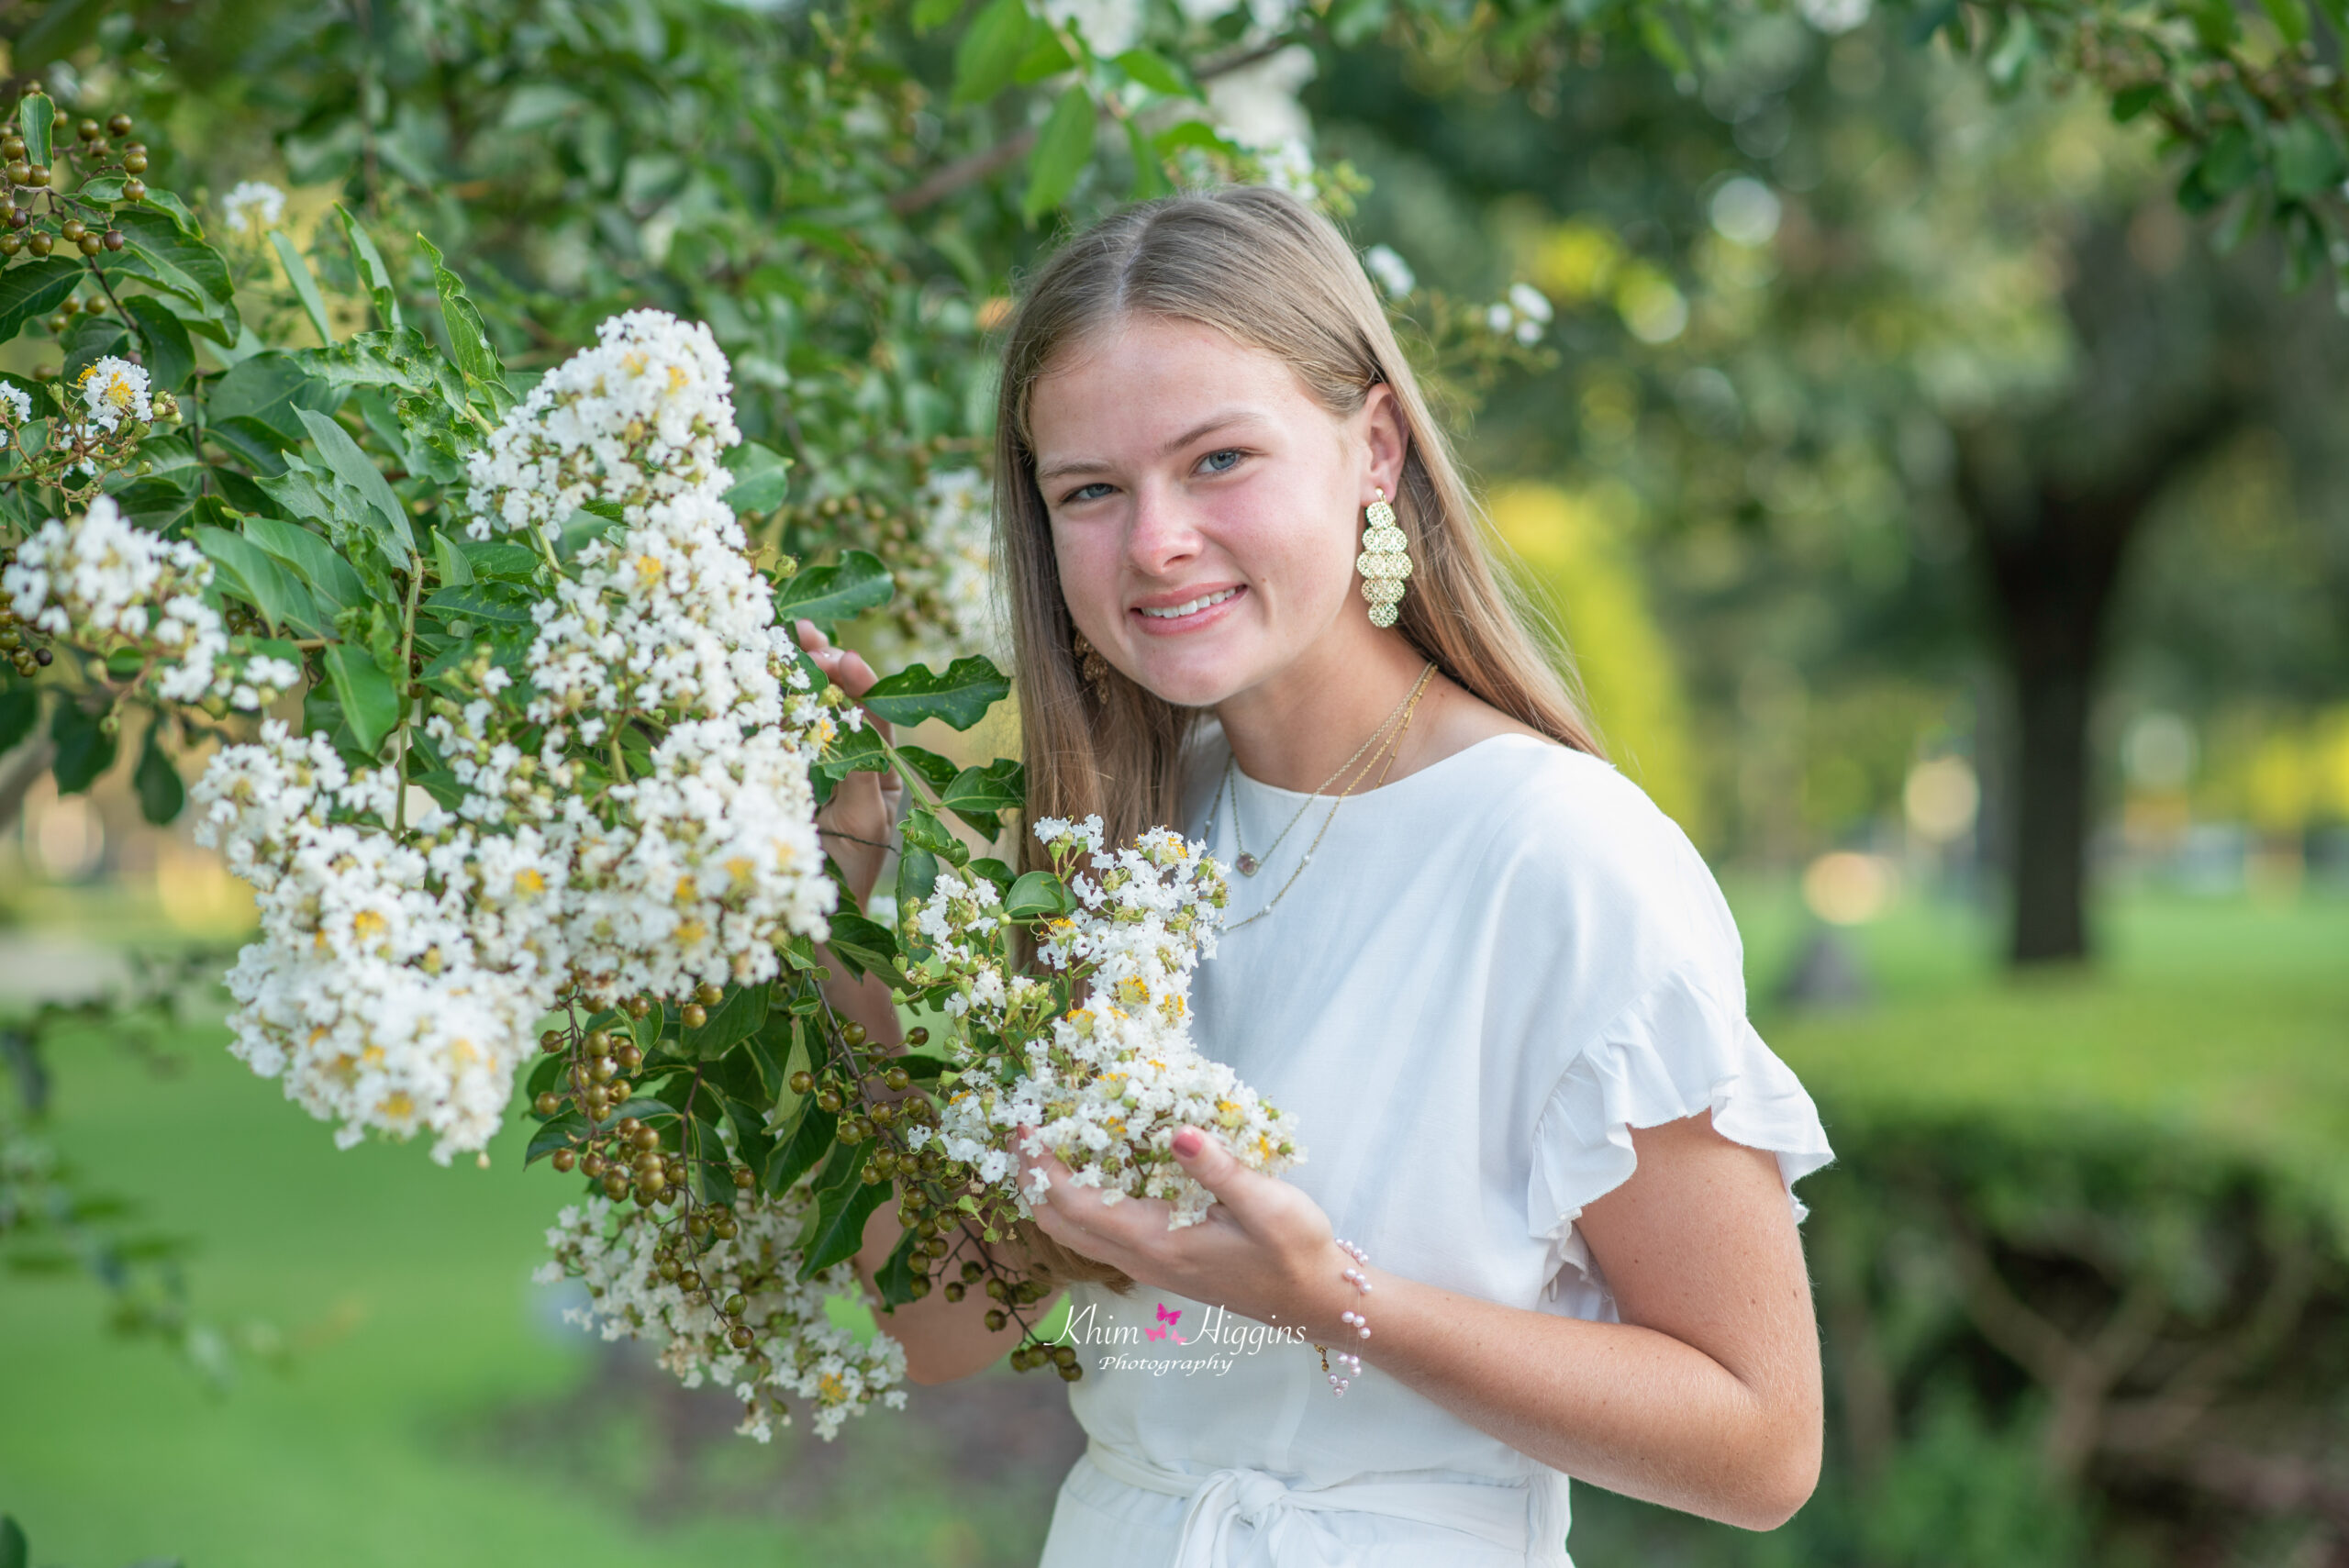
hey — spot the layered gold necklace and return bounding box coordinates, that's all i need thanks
[1204,662,1437,933]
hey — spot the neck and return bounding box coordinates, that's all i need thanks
[1214,628,1431,792]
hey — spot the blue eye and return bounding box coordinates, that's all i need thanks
[1200,449,1242,474]
[1064,481,1115,504]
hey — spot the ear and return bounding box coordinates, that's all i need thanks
[1361,381,1409,504]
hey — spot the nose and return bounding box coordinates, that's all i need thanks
[1124,480,1205,580]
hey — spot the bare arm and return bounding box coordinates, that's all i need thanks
[1019,1112,1823,1530]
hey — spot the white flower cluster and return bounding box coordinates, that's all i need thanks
[193,724,549,1162]
[1363,244,1416,300]
[911,818,1304,1229]
[74,356,153,436]
[1,495,267,707]
[220,179,286,235]
[538,1190,908,1442]
[1485,283,1555,347]
[184,311,840,1161]
[917,468,1005,662]
[0,382,31,425]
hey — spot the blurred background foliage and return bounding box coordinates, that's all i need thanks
[2,0,2346,1564]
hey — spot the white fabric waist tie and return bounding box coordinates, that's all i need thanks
[1079,1438,1574,1567]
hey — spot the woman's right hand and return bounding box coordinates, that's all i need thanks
[796,619,902,909]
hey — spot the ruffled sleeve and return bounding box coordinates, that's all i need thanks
[1525,958,1834,1309]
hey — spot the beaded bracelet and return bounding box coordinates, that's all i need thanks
[1314,1238,1373,1396]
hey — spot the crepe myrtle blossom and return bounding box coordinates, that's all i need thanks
[1486,283,1555,347]
[1363,244,1416,299]
[910,817,1303,1229]
[220,179,286,234]
[540,1189,908,1441]
[1,495,254,707]
[73,357,153,435]
[0,382,31,425]
[173,311,839,1160]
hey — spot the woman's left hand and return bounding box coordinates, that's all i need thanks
[1016,1123,1352,1336]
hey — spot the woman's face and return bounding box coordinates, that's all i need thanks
[1028,314,1404,710]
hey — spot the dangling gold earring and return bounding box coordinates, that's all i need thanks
[1358,486,1411,628]
[1071,628,1111,694]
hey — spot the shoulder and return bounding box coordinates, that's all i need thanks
[1452,736,1742,984]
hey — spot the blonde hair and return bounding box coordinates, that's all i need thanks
[996,185,1603,862]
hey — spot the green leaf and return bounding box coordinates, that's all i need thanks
[210,353,339,449]
[245,516,365,612]
[685,983,772,1058]
[2271,117,2343,199]
[60,312,128,386]
[765,1095,838,1194]
[896,846,940,929]
[432,529,475,586]
[0,256,83,347]
[901,806,970,866]
[2109,83,2165,125]
[323,643,402,753]
[1114,49,1193,96]
[938,758,1025,836]
[115,206,236,309]
[720,439,793,512]
[528,1114,589,1165]
[861,656,1011,730]
[913,0,963,30]
[414,235,506,395]
[50,701,116,795]
[2195,126,2261,200]
[18,95,52,171]
[1016,26,1077,83]
[335,206,403,329]
[1986,9,2037,89]
[893,744,961,795]
[0,685,37,754]
[196,525,327,636]
[120,295,195,394]
[1024,85,1097,222]
[1126,118,1171,200]
[1004,870,1074,920]
[295,408,416,558]
[824,912,903,981]
[954,0,1034,105]
[797,1151,891,1277]
[772,550,895,630]
[134,719,185,825]
[2258,0,2313,43]
[425,584,535,627]
[0,1512,25,1568]
[270,230,337,345]
[874,1224,924,1307]
[141,188,205,240]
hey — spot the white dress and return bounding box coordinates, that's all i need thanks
[1032,728,1835,1568]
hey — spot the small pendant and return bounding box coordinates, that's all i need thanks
[1236,852,1262,876]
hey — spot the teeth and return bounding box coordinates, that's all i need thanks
[1140,588,1237,620]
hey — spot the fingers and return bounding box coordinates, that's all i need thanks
[796,618,892,741]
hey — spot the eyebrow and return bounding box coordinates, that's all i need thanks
[1034,409,1269,485]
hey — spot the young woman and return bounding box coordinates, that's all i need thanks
[802,185,1835,1566]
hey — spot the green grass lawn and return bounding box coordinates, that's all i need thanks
[3,884,2343,1566]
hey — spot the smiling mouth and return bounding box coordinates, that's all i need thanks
[1136,588,1240,620]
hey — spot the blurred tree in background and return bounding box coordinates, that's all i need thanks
[1319,12,2349,960]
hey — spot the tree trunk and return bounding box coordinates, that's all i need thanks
[1957,410,2238,967]
[1998,567,2110,964]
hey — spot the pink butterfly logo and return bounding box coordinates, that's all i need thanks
[1145,1302,1188,1344]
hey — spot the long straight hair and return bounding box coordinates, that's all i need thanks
[995,186,1603,871]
